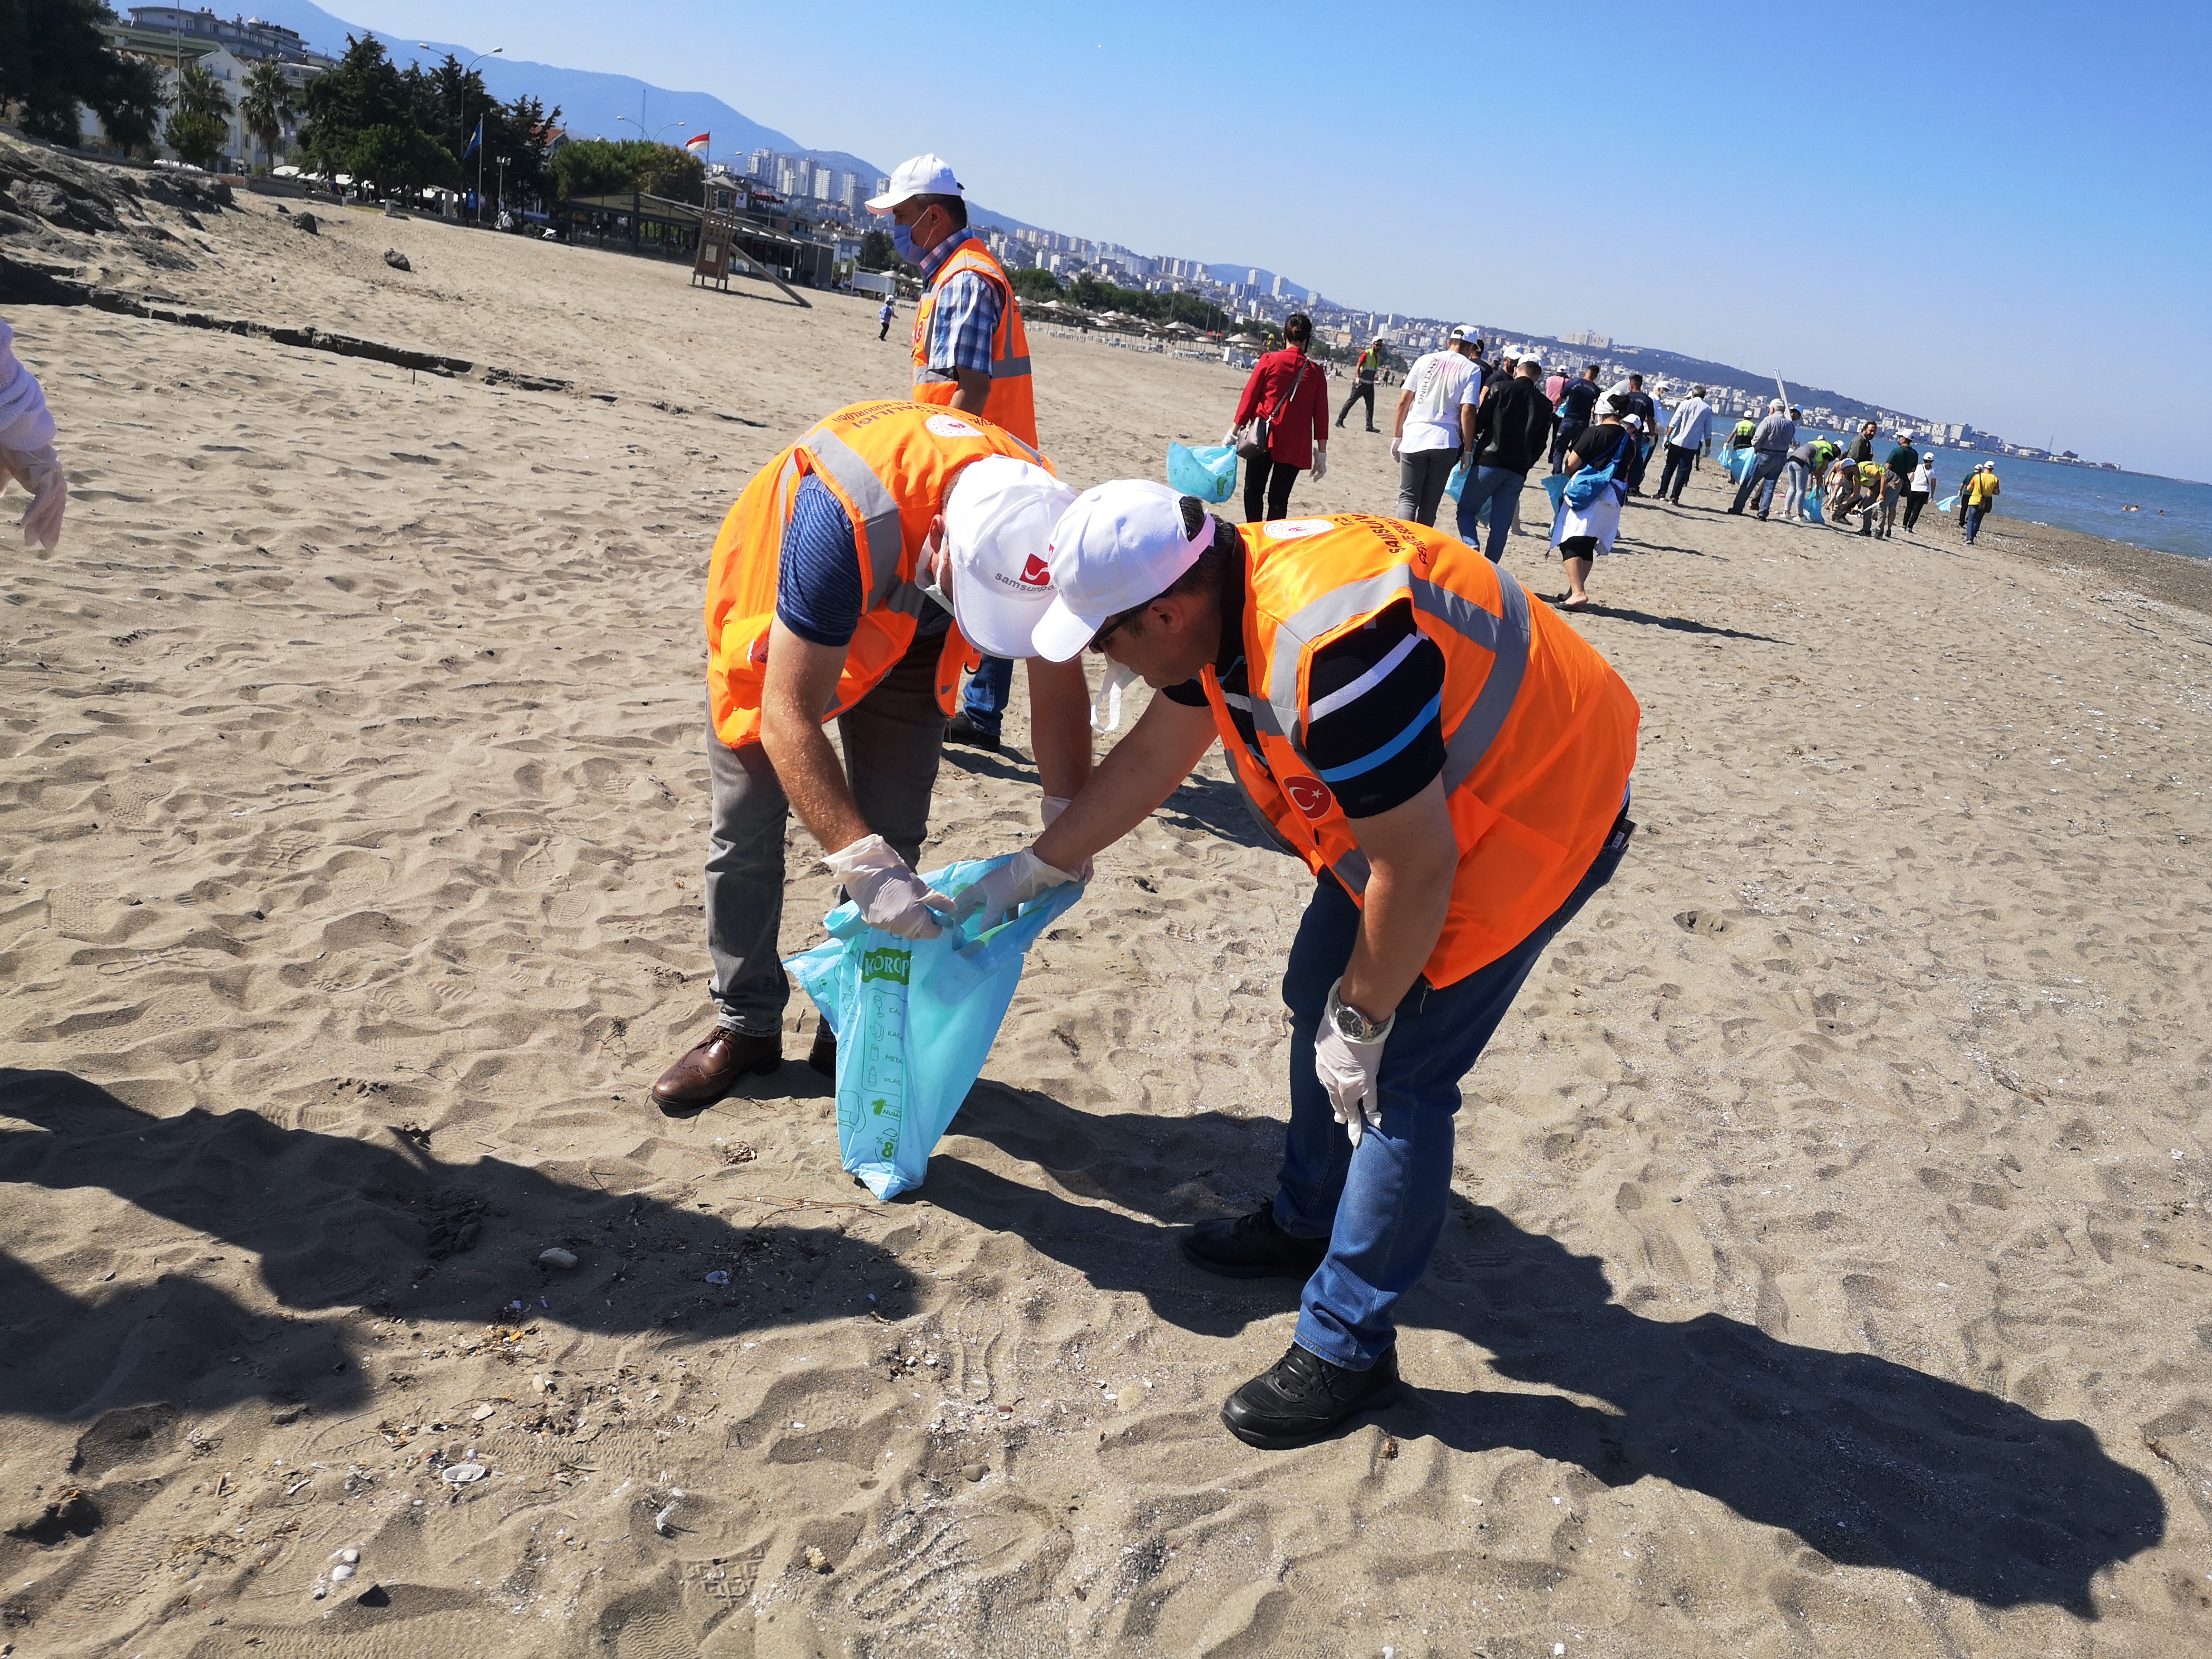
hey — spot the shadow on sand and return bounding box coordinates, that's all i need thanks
[0,1070,2163,1615]
[0,1068,913,1425]
[924,1084,2162,1617]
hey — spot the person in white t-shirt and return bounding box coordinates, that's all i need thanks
[1390,324,1482,526]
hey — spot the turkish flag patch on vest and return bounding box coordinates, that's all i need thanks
[1284,775,1335,819]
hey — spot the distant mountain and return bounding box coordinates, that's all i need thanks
[239,1,864,174]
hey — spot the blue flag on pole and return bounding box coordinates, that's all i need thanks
[461,118,482,161]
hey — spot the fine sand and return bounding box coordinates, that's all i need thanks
[3,147,2211,1657]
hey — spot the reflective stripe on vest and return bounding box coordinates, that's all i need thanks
[1259,561,1533,797]
[800,424,905,609]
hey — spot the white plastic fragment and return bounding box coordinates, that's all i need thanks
[331,1548,359,1565]
[441,1462,488,1485]
[330,1563,355,1582]
[540,1247,579,1269]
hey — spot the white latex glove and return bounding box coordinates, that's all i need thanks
[821,833,947,940]
[946,848,1078,932]
[1222,427,1242,449]
[1389,438,1401,464]
[1,443,65,550]
[1311,447,1328,482]
[1314,978,1393,1148]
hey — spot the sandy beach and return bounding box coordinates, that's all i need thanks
[3,143,2210,1657]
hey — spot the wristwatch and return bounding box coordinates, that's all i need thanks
[1326,978,1394,1045]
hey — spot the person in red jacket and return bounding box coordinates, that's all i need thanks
[1226,313,1331,522]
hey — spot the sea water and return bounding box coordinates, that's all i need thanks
[1798,431,2210,561]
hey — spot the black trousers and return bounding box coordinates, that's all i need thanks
[1657,442,1699,502]
[1336,380,1376,428]
[1903,489,1929,530]
[1244,454,1301,522]
[1550,419,1588,473]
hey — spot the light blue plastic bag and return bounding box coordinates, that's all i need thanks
[1442,454,1471,502]
[1936,493,1959,514]
[1166,442,1238,504]
[785,856,1083,1200]
[1541,472,1569,512]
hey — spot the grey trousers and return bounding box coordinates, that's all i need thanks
[704,625,949,1035]
[1395,445,1462,526]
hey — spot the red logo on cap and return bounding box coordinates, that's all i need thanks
[1284,775,1335,819]
[1017,553,1051,588]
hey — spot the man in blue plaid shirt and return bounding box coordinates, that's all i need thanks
[869,153,1033,753]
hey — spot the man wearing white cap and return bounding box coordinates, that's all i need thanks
[867,154,1037,755]
[965,484,1641,1447]
[649,400,1092,1113]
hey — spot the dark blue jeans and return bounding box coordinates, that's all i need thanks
[960,656,1013,736]
[1274,817,1632,1369]
[1963,505,1987,544]
[1453,464,1525,561]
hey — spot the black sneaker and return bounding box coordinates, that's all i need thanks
[1181,1204,1328,1279]
[1221,1343,1400,1448]
[944,712,1001,753]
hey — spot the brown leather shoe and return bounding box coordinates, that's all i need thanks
[652,1026,780,1115]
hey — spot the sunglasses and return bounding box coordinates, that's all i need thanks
[1087,605,1145,654]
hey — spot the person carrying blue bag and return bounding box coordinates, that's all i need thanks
[1549,395,1638,609]
[650,400,1097,1114]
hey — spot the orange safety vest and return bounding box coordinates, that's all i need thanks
[1198,514,1641,987]
[704,400,1047,750]
[911,236,1036,448]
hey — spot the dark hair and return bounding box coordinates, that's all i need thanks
[916,192,967,231]
[1583,364,1599,376]
[1627,373,1643,386]
[1604,392,1632,416]
[1283,312,1312,344]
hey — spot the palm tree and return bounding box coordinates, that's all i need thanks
[239,60,295,170]
[162,60,233,171]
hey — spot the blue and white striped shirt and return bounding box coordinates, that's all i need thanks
[917,236,1003,379]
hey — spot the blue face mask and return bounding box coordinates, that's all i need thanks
[891,222,923,265]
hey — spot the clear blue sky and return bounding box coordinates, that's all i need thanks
[338,1,2210,480]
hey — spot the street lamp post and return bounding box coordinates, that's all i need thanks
[418,43,502,222]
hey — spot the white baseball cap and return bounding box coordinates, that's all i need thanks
[942,457,1077,658]
[1447,323,1478,343]
[865,153,962,212]
[1030,481,1212,663]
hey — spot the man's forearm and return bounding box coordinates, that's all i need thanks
[1337,860,1454,1020]
[1025,657,1094,802]
[948,370,992,415]
[1033,695,1216,871]
[760,703,869,853]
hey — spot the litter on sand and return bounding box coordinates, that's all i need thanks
[440,1462,488,1485]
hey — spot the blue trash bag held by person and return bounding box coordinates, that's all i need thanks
[1803,485,1824,526]
[1541,472,1569,513]
[1442,453,1471,503]
[785,855,1083,1200]
[1166,442,1238,504]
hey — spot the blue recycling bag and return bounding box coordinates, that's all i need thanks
[1166,442,1238,503]
[785,856,1083,1200]
[1936,493,1959,514]
[1442,454,1471,502]
[1803,486,1823,525]
[1541,472,1569,512]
